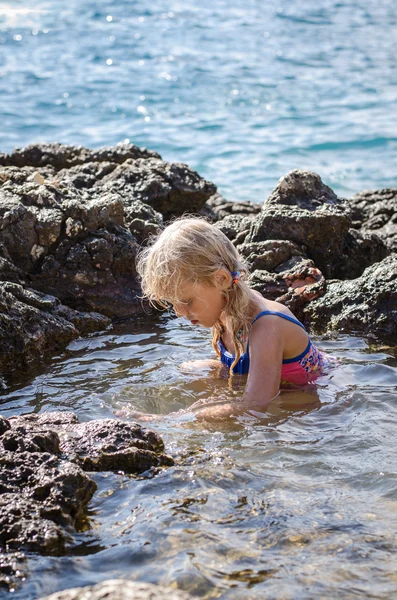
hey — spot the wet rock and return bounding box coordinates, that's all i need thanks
[38,579,193,600]
[9,412,174,474]
[0,142,160,170]
[0,282,110,374]
[0,411,173,588]
[0,552,28,592]
[349,188,397,253]
[0,438,96,554]
[303,254,397,338]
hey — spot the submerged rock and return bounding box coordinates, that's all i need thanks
[0,411,174,591]
[0,552,28,592]
[38,579,193,600]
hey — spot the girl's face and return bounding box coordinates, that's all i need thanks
[172,274,228,328]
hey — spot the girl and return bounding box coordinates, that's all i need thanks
[136,217,332,418]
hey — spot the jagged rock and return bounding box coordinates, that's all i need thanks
[0,411,173,586]
[38,579,193,600]
[340,228,387,279]
[0,144,214,325]
[249,257,326,317]
[0,429,96,554]
[245,170,353,279]
[245,170,388,280]
[96,158,216,219]
[237,239,307,272]
[124,199,163,245]
[303,254,397,338]
[215,214,254,245]
[8,412,174,474]
[0,282,110,374]
[349,188,397,252]
[0,142,160,170]
[202,192,261,221]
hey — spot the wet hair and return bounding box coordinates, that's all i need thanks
[136,216,253,374]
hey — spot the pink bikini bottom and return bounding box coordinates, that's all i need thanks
[280,342,336,388]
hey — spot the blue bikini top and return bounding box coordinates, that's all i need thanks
[218,310,311,375]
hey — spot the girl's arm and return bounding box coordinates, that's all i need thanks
[242,314,283,408]
[116,317,284,422]
[192,316,283,420]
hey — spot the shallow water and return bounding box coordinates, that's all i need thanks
[1,316,397,599]
[1,0,397,201]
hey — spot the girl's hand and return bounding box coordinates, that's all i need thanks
[114,408,160,422]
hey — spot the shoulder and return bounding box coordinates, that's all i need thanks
[249,312,285,353]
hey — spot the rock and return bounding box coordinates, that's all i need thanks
[97,158,216,219]
[245,170,353,279]
[348,188,397,253]
[0,552,28,592]
[249,257,326,318]
[303,254,397,338]
[38,579,193,600]
[0,142,160,170]
[0,144,214,324]
[124,199,163,245]
[215,214,254,245]
[0,411,173,587]
[202,192,261,222]
[8,412,174,474]
[0,282,110,375]
[0,441,96,554]
[238,239,306,272]
[244,170,388,280]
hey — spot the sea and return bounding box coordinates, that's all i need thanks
[1,0,397,201]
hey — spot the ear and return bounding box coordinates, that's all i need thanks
[214,268,230,289]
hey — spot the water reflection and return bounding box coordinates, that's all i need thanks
[1,317,397,599]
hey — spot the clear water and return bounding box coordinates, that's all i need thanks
[1,317,397,599]
[1,0,397,202]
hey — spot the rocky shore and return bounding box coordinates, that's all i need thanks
[0,411,173,592]
[0,142,396,596]
[0,142,395,378]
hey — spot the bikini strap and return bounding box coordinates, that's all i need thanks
[250,310,307,331]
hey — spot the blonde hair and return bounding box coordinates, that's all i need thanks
[136,217,253,374]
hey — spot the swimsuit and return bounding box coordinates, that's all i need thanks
[218,310,333,387]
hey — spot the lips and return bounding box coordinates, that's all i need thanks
[190,320,199,325]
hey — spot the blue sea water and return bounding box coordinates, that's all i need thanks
[0,0,397,202]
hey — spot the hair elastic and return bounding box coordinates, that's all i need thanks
[230,270,241,285]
